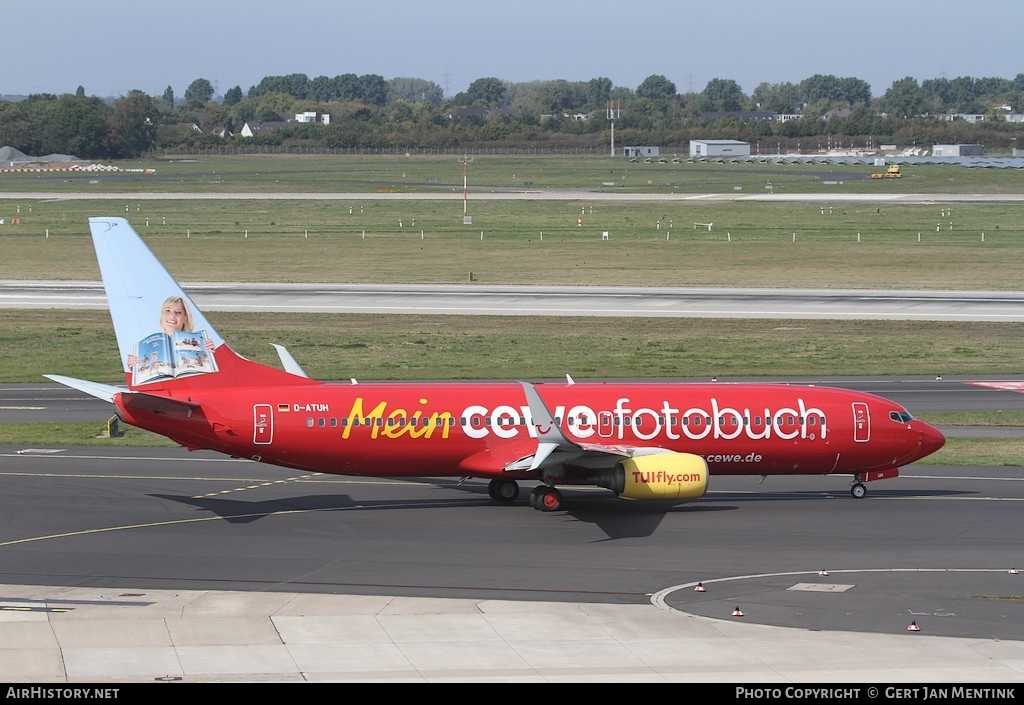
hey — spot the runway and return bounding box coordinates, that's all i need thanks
[9,189,1024,203]
[4,280,1024,321]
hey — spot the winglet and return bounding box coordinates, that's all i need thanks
[270,344,309,378]
[519,381,574,448]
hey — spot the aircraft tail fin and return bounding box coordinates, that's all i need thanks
[83,217,317,391]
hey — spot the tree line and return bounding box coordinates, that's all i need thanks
[1,72,1023,160]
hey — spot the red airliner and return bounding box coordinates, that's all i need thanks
[47,217,945,511]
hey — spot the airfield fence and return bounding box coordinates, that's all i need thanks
[154,146,654,158]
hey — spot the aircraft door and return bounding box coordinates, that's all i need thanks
[254,404,274,445]
[597,411,615,438]
[852,402,870,443]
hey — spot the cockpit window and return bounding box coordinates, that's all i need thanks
[889,410,914,423]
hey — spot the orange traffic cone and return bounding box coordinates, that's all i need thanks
[694,582,706,592]
[907,620,921,631]
[732,606,744,617]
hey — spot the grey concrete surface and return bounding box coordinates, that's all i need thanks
[2,584,1023,683]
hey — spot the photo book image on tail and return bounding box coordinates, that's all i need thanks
[132,330,218,385]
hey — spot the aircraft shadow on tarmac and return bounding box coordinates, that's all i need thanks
[148,484,973,542]
[149,487,700,540]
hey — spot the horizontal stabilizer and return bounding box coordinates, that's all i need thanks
[44,374,123,404]
[120,391,202,414]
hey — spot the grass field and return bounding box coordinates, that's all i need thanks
[1,198,1023,289]
[2,156,1024,287]
[5,309,1024,383]
[1,154,1022,463]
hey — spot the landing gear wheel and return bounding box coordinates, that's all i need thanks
[531,486,563,512]
[850,482,867,499]
[529,486,543,509]
[487,479,519,503]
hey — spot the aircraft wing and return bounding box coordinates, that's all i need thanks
[496,382,673,472]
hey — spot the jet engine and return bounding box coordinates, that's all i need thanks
[609,453,708,500]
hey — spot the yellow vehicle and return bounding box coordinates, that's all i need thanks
[870,164,902,179]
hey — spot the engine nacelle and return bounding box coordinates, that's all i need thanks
[618,453,708,500]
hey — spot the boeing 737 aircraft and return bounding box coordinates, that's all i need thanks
[47,217,946,512]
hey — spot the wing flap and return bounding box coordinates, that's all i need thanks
[459,439,539,475]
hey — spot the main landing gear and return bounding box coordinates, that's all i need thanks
[486,479,563,511]
[529,485,563,512]
[487,478,519,503]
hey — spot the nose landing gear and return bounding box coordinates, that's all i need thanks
[850,474,867,499]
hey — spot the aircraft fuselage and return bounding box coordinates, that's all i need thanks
[115,379,943,480]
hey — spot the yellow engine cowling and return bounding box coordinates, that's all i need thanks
[618,453,708,500]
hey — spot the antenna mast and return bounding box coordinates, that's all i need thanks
[459,155,474,224]
[607,100,620,157]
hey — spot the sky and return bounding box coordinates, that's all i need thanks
[4,1,1021,100]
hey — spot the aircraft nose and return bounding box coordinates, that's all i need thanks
[917,421,946,457]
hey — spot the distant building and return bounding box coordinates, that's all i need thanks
[932,144,984,157]
[689,140,751,158]
[240,121,289,138]
[541,112,590,121]
[623,146,660,158]
[295,111,330,125]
